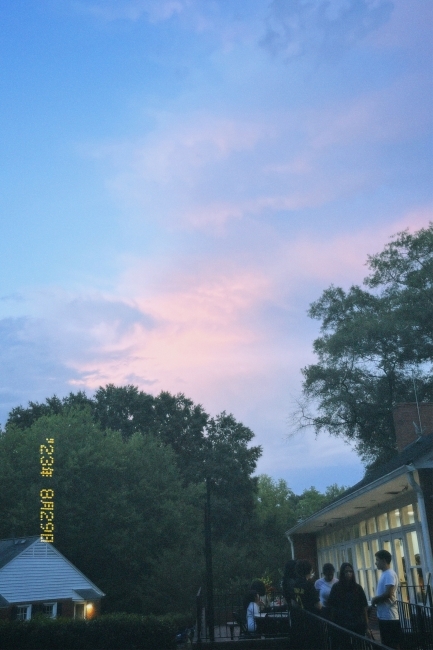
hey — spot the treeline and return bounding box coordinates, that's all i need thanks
[0,386,343,615]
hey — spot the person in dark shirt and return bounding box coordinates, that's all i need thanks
[327,562,369,636]
[290,560,321,649]
[282,559,297,606]
[293,560,321,613]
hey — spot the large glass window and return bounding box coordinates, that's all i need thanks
[377,513,389,531]
[316,501,425,604]
[401,505,416,525]
[389,509,401,529]
[367,518,377,534]
[392,538,406,583]
[355,543,364,569]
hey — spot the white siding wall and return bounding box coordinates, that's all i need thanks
[0,540,102,603]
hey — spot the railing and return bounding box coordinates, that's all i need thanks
[195,586,432,648]
[194,588,388,647]
[398,582,433,607]
[292,608,392,650]
[397,598,433,650]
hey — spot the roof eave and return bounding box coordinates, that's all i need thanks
[285,464,408,537]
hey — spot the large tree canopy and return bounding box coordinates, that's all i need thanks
[1,389,346,607]
[296,223,433,467]
[0,408,203,614]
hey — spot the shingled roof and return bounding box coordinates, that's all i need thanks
[286,432,433,535]
[328,431,433,506]
[0,536,39,571]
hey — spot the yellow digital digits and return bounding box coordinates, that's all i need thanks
[40,439,54,542]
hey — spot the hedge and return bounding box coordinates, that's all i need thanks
[0,612,188,649]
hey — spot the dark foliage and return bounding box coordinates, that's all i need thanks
[295,224,433,466]
[0,613,182,649]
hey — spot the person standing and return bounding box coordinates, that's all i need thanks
[293,560,322,613]
[291,560,321,649]
[315,563,338,612]
[327,563,369,636]
[371,550,402,649]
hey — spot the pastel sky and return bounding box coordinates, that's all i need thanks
[0,0,432,492]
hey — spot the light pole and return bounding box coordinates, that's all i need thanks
[204,475,215,644]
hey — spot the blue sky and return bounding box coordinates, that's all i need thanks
[0,0,432,492]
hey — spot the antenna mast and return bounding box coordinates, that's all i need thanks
[412,374,423,435]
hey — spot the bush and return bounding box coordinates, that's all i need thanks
[0,613,181,649]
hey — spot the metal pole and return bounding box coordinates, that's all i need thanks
[196,587,202,646]
[204,476,215,644]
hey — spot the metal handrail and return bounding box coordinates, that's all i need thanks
[296,608,394,650]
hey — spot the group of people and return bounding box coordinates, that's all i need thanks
[281,549,401,649]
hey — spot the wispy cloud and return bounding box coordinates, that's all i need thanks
[88,70,429,233]
[74,0,191,23]
[261,0,393,60]
[1,210,429,478]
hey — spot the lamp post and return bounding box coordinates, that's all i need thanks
[204,475,215,643]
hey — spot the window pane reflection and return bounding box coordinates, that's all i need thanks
[389,509,401,528]
[377,513,389,531]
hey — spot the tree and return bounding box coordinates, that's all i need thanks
[0,407,204,614]
[252,476,346,586]
[294,223,433,466]
[204,412,261,544]
[3,387,264,596]
[294,484,347,521]
[256,475,297,532]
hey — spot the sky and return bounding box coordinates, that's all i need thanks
[0,0,432,493]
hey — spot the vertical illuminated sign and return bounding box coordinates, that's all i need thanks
[40,438,54,542]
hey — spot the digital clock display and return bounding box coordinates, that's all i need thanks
[40,438,54,542]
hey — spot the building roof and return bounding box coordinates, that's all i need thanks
[286,433,433,536]
[0,537,39,571]
[0,536,105,602]
[73,589,102,601]
[0,594,10,608]
[331,432,433,503]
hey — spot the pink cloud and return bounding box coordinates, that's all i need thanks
[65,208,432,401]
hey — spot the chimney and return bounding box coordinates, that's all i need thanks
[392,403,433,452]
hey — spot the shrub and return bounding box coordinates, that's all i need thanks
[0,613,180,649]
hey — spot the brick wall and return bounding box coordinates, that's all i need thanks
[59,599,75,618]
[0,598,102,621]
[291,533,318,570]
[392,402,433,452]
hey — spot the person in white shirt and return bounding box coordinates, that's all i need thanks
[371,550,402,649]
[246,591,261,632]
[315,563,338,610]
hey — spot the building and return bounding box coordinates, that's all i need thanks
[0,536,104,620]
[286,403,433,602]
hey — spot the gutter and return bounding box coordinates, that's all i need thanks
[405,464,433,578]
[287,535,295,560]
